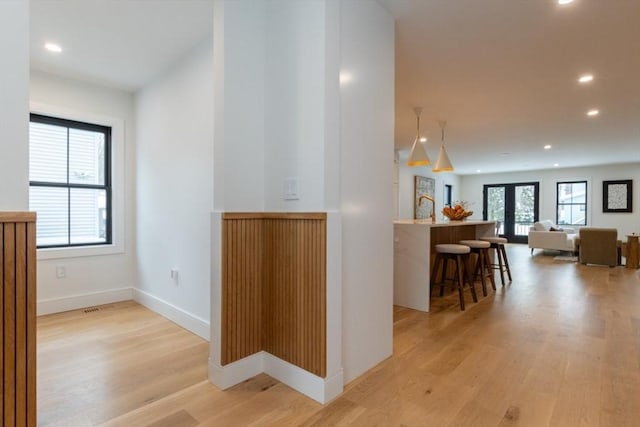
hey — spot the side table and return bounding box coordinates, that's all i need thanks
[626,234,639,269]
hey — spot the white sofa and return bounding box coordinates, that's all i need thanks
[528,220,577,254]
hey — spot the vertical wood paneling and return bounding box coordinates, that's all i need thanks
[221,213,326,377]
[0,223,4,424]
[16,222,27,426]
[4,223,16,425]
[1,212,37,427]
[221,218,263,365]
[27,221,37,427]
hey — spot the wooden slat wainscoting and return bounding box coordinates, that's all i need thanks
[430,224,477,248]
[1,212,37,427]
[221,213,326,378]
[221,217,263,364]
[430,225,477,276]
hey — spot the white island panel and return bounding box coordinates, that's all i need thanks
[393,220,496,312]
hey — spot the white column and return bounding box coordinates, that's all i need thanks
[0,0,29,210]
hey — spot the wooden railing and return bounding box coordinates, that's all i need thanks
[221,213,326,377]
[1,212,37,426]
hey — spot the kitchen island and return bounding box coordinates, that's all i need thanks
[394,219,496,312]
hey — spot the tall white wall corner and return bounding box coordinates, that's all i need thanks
[209,211,224,366]
[325,211,343,382]
[0,0,29,211]
[339,0,395,383]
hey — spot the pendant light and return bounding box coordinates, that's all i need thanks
[406,107,431,167]
[433,120,454,172]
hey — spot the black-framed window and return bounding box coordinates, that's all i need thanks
[29,114,112,248]
[444,184,452,207]
[556,181,587,226]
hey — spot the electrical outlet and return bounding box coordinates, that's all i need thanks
[170,268,179,285]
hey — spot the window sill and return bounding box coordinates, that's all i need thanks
[37,243,124,260]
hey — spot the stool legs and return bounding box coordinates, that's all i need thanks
[430,252,477,310]
[490,243,512,286]
[496,245,506,285]
[484,248,497,291]
[500,244,512,282]
[458,254,478,308]
[472,248,496,296]
[430,253,442,297]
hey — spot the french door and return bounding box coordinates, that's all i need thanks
[483,182,539,244]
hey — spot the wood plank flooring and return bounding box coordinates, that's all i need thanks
[37,244,640,426]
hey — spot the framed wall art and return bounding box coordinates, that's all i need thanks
[603,179,632,213]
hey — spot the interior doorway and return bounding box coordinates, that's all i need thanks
[483,182,539,244]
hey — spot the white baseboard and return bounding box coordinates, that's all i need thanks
[133,288,210,341]
[263,352,343,404]
[209,352,264,390]
[37,287,133,316]
[208,351,344,404]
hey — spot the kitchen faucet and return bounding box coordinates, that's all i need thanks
[418,194,436,223]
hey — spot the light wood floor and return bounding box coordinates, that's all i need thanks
[37,244,640,426]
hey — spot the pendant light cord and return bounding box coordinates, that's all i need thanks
[414,107,423,139]
[438,120,447,146]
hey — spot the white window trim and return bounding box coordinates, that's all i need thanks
[30,102,125,260]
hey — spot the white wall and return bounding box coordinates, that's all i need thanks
[135,38,214,338]
[212,0,265,212]
[339,0,395,383]
[0,1,29,211]
[460,162,640,236]
[29,71,135,314]
[263,0,326,211]
[210,0,394,401]
[396,154,462,220]
[210,0,344,403]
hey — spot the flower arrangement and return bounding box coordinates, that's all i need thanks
[442,201,473,220]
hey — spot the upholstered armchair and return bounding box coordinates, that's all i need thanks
[528,220,577,254]
[577,227,621,267]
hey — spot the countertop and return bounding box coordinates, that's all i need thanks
[394,219,496,227]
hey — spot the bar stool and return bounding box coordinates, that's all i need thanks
[430,244,478,310]
[459,239,496,296]
[480,236,512,286]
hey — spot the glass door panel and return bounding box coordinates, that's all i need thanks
[484,182,539,243]
[514,184,536,237]
[486,187,505,235]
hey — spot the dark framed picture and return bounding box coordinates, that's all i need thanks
[603,180,633,213]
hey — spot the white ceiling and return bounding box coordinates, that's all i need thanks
[30,1,640,175]
[30,0,214,92]
[380,0,640,175]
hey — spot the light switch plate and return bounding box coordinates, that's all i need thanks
[284,177,300,200]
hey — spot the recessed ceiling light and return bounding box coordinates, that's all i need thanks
[558,0,574,5]
[44,42,62,53]
[544,144,552,150]
[476,169,482,173]
[578,74,594,83]
[587,109,599,116]
[554,163,560,167]
[419,137,427,143]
